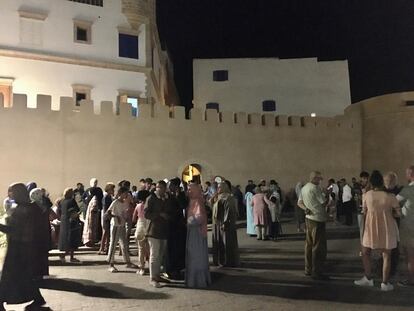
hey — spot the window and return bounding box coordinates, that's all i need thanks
[74,20,92,44]
[406,101,414,106]
[262,100,276,112]
[213,70,228,82]
[119,33,139,59]
[75,92,87,106]
[127,97,139,117]
[206,102,220,112]
[19,11,47,46]
[118,90,141,116]
[72,84,92,106]
[68,0,103,7]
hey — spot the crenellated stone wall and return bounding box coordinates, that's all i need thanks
[0,92,364,199]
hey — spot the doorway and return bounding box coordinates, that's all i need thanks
[182,164,202,184]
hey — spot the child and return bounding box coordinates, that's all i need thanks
[132,191,151,275]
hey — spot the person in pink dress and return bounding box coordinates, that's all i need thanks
[251,187,271,240]
[354,170,401,291]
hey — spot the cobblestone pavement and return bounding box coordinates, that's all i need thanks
[1,220,414,311]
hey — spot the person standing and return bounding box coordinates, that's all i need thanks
[98,182,115,255]
[185,183,211,288]
[341,178,354,226]
[354,170,400,291]
[58,188,82,263]
[106,187,138,273]
[133,190,151,276]
[327,179,339,222]
[144,181,170,288]
[396,165,414,287]
[298,171,329,280]
[251,187,271,240]
[355,171,370,246]
[0,183,49,311]
[82,178,104,240]
[244,184,256,236]
[294,181,305,232]
[166,178,187,280]
[384,171,402,279]
[29,188,53,280]
[211,182,240,267]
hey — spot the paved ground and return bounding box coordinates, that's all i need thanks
[1,219,414,311]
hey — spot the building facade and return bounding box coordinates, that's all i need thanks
[193,57,351,117]
[0,0,179,112]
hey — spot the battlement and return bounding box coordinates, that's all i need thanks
[0,93,360,130]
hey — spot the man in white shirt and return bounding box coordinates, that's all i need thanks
[341,178,354,226]
[396,165,414,287]
[298,171,329,280]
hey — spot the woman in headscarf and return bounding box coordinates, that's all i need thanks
[186,183,211,288]
[0,183,48,310]
[211,181,240,267]
[82,187,99,247]
[244,184,256,236]
[251,186,271,240]
[30,188,53,279]
[58,188,82,263]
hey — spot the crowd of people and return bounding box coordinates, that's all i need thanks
[294,167,414,292]
[0,166,413,309]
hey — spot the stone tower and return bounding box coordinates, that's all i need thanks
[121,0,156,30]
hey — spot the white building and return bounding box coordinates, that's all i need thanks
[193,57,351,117]
[0,0,178,112]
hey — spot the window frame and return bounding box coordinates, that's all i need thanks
[213,70,229,82]
[73,20,93,44]
[72,84,92,106]
[118,27,140,60]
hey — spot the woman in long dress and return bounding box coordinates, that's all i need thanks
[354,170,401,291]
[245,184,256,236]
[251,187,271,240]
[58,188,82,263]
[0,183,48,310]
[211,182,240,267]
[186,183,211,288]
[82,187,100,247]
[29,188,53,279]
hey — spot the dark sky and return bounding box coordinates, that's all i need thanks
[157,0,414,108]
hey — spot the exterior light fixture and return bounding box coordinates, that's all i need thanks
[311,113,316,117]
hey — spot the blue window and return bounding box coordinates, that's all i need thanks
[213,70,228,81]
[206,102,219,112]
[262,100,276,112]
[119,33,138,59]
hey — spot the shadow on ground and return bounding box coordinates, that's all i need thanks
[209,271,414,307]
[40,278,170,300]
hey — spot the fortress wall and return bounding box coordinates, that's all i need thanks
[360,92,414,180]
[0,93,361,198]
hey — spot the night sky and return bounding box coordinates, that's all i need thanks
[157,0,414,108]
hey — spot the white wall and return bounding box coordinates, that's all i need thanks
[0,0,147,66]
[193,57,351,117]
[0,56,147,111]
